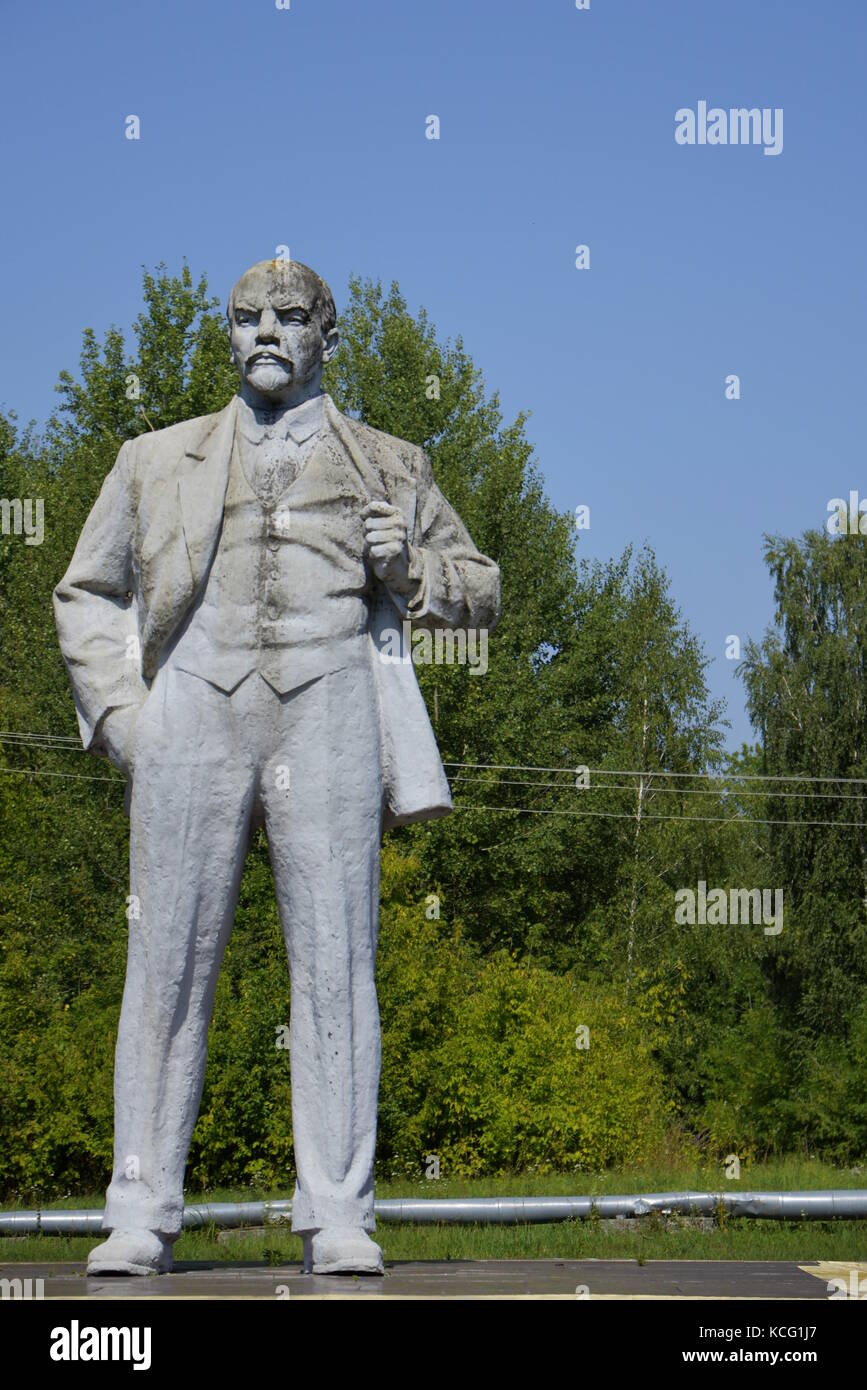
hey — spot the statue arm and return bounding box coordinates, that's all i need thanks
[388,447,501,634]
[52,439,150,753]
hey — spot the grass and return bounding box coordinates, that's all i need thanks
[2,1159,866,1266]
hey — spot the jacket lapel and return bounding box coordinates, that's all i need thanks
[325,396,418,538]
[178,396,238,591]
[139,398,237,675]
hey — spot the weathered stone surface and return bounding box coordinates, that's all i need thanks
[53,259,501,1276]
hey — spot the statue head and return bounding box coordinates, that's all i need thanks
[227,259,339,409]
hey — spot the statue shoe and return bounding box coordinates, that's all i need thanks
[303,1227,385,1276]
[87,1228,174,1276]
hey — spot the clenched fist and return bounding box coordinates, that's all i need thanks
[362,501,416,596]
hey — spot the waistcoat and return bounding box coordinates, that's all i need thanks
[169,417,371,693]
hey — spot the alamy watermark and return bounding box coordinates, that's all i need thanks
[827,1269,867,1299]
[50,1321,151,1370]
[377,620,488,675]
[827,492,867,536]
[675,882,783,936]
[0,497,43,545]
[675,102,783,157]
[1,1276,44,1300]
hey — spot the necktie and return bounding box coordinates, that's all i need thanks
[239,412,306,506]
[249,432,302,504]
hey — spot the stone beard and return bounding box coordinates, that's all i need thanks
[53,258,501,1276]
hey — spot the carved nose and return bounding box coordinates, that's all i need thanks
[257,310,279,340]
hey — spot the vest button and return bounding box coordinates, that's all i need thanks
[267,603,279,619]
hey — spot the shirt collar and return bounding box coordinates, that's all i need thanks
[236,390,325,444]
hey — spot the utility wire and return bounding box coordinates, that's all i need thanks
[451,804,867,829]
[448,775,867,802]
[444,761,867,785]
[5,735,867,788]
[0,732,80,747]
[0,767,119,783]
[0,765,864,828]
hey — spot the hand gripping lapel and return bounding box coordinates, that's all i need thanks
[326,401,453,830]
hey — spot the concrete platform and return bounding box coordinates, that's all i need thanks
[4,1258,849,1299]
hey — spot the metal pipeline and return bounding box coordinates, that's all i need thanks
[375,1190,867,1223]
[2,1189,867,1235]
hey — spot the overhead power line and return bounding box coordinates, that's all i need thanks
[2,737,867,825]
[0,767,119,783]
[0,767,864,829]
[444,761,867,786]
[451,804,867,830]
[5,733,867,789]
[448,775,867,802]
[5,735,867,787]
[0,732,81,747]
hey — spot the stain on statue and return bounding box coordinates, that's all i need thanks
[53,259,501,1275]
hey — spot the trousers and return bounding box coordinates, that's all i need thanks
[102,653,383,1237]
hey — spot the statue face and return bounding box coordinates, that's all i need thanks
[229,264,337,406]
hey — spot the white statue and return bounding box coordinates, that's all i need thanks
[53,260,501,1275]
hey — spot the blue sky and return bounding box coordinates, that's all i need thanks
[3,0,865,750]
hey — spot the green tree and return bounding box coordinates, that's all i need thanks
[741,528,867,1035]
[1,259,803,1197]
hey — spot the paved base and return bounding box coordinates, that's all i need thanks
[6,1259,856,1299]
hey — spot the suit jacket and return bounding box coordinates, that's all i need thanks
[53,394,501,828]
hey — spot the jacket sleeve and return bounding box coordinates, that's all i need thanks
[52,439,150,752]
[387,446,502,633]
